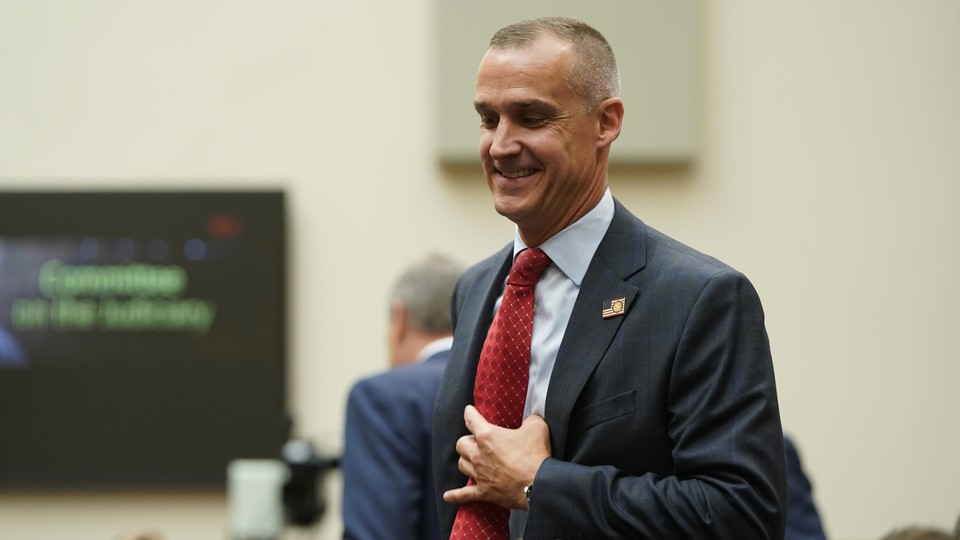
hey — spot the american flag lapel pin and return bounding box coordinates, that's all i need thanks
[601,297,626,319]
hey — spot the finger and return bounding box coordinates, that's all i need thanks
[463,404,487,433]
[443,484,481,504]
[455,434,476,459]
[457,456,475,479]
[455,434,474,453]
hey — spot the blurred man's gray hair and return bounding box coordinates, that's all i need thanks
[390,254,464,334]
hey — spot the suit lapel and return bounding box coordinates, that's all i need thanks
[544,201,648,458]
[448,245,513,405]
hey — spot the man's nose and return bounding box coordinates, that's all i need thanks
[488,121,521,159]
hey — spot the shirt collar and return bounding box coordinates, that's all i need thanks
[415,336,454,363]
[512,188,614,287]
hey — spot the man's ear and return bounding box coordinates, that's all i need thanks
[386,299,408,367]
[596,97,624,149]
[389,300,408,339]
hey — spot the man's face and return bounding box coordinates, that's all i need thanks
[474,36,608,246]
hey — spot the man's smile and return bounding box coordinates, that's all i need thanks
[497,168,539,179]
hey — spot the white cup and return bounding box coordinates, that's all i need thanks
[227,459,289,540]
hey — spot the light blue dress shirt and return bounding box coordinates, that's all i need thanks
[504,189,615,538]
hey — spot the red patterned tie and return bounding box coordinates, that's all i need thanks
[451,248,552,539]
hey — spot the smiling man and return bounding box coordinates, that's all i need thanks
[432,17,787,539]
[472,34,614,249]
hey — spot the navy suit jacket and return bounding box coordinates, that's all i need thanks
[342,350,448,540]
[784,435,827,540]
[433,201,787,539]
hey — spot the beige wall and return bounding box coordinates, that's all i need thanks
[1,2,958,539]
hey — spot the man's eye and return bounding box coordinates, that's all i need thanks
[521,116,546,127]
[479,116,498,128]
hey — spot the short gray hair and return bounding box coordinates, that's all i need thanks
[390,254,464,334]
[489,16,621,112]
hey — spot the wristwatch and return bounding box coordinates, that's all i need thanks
[523,482,534,508]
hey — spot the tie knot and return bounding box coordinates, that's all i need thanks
[507,248,552,287]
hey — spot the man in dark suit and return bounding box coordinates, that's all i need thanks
[432,17,787,539]
[341,255,463,540]
[784,435,828,540]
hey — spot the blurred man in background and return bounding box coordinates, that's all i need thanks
[784,434,828,540]
[341,254,463,540]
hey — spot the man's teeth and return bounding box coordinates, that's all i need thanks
[501,169,536,179]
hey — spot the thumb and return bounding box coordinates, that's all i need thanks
[521,413,551,453]
[522,413,546,427]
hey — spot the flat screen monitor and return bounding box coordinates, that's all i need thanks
[0,190,288,489]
